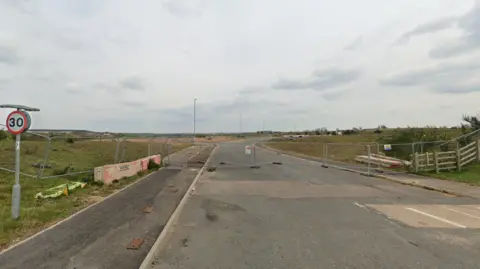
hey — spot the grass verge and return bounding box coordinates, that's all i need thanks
[420,164,480,185]
[266,135,378,163]
[0,140,191,250]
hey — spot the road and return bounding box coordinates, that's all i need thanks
[0,146,212,269]
[149,139,480,269]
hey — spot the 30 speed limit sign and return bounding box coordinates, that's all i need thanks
[6,111,30,135]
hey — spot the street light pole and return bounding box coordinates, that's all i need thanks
[239,114,242,134]
[193,98,196,147]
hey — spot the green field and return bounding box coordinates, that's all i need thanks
[0,138,190,250]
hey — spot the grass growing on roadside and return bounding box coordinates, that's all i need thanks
[0,140,191,250]
[421,164,480,185]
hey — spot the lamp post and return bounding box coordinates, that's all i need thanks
[0,104,40,220]
[193,98,196,147]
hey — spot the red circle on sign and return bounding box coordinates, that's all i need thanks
[6,111,28,135]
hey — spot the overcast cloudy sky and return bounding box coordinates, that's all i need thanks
[0,0,479,133]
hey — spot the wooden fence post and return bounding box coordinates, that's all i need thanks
[434,151,439,174]
[456,142,461,172]
[477,139,480,163]
[426,152,430,167]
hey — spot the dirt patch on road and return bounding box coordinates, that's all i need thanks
[186,147,214,168]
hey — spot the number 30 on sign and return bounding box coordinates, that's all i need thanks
[6,111,31,135]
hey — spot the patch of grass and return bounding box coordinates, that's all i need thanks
[0,140,191,250]
[266,127,466,163]
[266,134,378,163]
[421,164,480,185]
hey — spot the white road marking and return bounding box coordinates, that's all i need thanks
[354,202,365,208]
[441,205,480,220]
[406,207,467,228]
[353,202,369,211]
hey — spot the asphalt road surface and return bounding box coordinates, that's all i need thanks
[150,139,480,269]
[0,146,212,269]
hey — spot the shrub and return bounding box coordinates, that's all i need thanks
[66,138,75,144]
[81,172,95,183]
[147,158,161,170]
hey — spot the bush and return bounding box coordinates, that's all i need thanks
[65,138,75,144]
[81,172,95,183]
[147,158,161,170]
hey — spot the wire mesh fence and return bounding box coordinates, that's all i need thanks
[208,142,281,170]
[0,130,194,247]
[265,139,453,175]
[434,128,480,151]
[322,140,450,175]
[0,132,182,181]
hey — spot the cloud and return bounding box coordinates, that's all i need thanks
[163,0,207,18]
[396,17,458,44]
[237,86,264,95]
[379,59,480,95]
[396,3,480,58]
[272,68,361,91]
[431,79,480,94]
[2,0,478,132]
[344,36,363,51]
[122,100,146,107]
[0,46,20,64]
[119,76,147,91]
[379,60,480,87]
[321,90,347,101]
[430,4,480,58]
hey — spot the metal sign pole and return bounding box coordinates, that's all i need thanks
[253,143,256,166]
[12,134,21,219]
[367,145,372,176]
[1,104,40,220]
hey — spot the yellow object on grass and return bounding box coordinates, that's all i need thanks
[35,182,86,199]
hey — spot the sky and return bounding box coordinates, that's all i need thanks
[0,0,479,133]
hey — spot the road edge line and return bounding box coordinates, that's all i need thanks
[0,146,194,255]
[138,144,218,269]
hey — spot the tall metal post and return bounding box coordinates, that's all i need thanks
[324,144,328,164]
[367,145,372,176]
[38,138,52,178]
[193,98,196,147]
[239,114,242,134]
[253,143,257,166]
[1,104,40,220]
[12,133,21,219]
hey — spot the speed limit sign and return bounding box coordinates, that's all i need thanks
[6,111,30,135]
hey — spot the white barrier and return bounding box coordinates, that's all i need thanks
[94,155,161,185]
